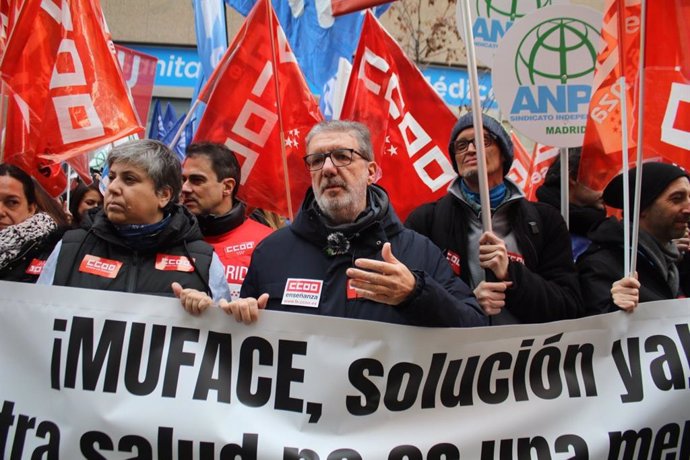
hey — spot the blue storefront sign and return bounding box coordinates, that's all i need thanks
[128,44,201,89]
[126,44,496,108]
[421,66,496,109]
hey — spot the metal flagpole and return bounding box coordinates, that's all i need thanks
[168,99,201,151]
[266,0,294,222]
[620,77,631,275]
[630,0,647,275]
[559,147,569,228]
[615,0,632,276]
[458,0,492,233]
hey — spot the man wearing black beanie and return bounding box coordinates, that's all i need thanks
[406,112,583,324]
[577,162,690,314]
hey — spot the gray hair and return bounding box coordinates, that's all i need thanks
[305,120,374,161]
[107,139,182,203]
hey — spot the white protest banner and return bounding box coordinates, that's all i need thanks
[492,5,603,147]
[1,281,689,458]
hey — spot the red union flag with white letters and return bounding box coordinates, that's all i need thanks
[340,12,457,220]
[507,133,559,202]
[0,0,142,185]
[194,0,321,218]
[579,0,690,191]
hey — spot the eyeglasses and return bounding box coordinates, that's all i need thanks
[303,148,366,171]
[453,133,496,154]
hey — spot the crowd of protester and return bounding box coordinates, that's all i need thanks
[1,117,688,328]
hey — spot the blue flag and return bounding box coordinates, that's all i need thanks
[147,100,165,140]
[191,0,228,134]
[163,114,195,161]
[163,103,178,135]
[226,0,390,104]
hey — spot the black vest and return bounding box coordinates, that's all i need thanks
[53,209,213,297]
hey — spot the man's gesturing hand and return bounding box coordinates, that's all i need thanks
[346,242,416,305]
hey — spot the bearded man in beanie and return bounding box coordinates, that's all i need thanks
[577,162,690,314]
[406,113,583,324]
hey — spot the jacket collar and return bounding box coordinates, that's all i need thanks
[196,201,246,237]
[290,184,404,254]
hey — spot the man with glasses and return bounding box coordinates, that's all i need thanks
[178,120,486,327]
[406,113,583,324]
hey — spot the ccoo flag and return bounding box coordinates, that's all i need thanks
[579,0,690,191]
[0,0,142,195]
[507,133,560,202]
[195,0,322,218]
[227,0,390,100]
[340,12,456,220]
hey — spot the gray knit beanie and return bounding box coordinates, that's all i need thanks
[448,112,513,176]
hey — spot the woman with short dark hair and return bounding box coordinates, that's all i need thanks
[38,140,230,300]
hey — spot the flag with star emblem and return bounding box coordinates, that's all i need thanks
[194,0,322,218]
[340,12,457,220]
[579,0,690,191]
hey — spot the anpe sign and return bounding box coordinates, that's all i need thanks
[492,5,603,147]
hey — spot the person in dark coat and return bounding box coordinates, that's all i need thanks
[405,113,583,324]
[535,148,607,260]
[0,164,65,282]
[37,140,230,301]
[177,120,486,327]
[577,162,690,314]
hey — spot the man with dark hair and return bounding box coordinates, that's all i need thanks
[178,121,486,327]
[536,147,606,260]
[577,162,690,314]
[179,142,272,300]
[406,113,583,324]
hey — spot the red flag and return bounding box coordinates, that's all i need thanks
[115,45,157,125]
[525,144,559,201]
[506,133,532,194]
[0,0,142,195]
[579,0,690,190]
[194,0,321,218]
[339,12,457,220]
[507,134,559,201]
[331,0,394,17]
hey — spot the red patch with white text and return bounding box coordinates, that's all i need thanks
[25,259,46,275]
[282,278,323,308]
[346,278,362,300]
[223,241,254,255]
[155,254,195,272]
[446,250,461,276]
[79,255,123,279]
[507,251,525,264]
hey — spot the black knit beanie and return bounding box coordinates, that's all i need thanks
[447,112,514,176]
[603,162,689,211]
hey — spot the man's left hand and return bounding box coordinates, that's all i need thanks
[478,231,510,280]
[346,242,416,306]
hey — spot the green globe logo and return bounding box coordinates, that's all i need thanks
[477,0,553,21]
[514,17,598,85]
